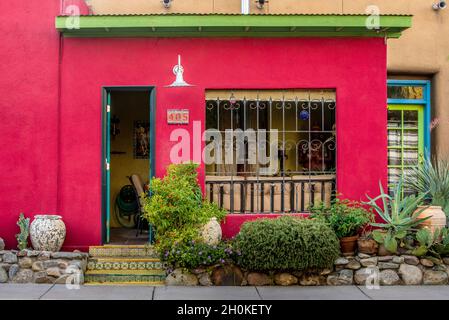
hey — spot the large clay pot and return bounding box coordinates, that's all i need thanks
[416,206,447,235]
[357,238,379,255]
[201,217,222,246]
[340,235,359,256]
[30,215,66,252]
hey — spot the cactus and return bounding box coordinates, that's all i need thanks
[16,213,30,250]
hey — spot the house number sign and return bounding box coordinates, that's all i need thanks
[167,109,189,124]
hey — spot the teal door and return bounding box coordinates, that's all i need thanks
[105,92,111,243]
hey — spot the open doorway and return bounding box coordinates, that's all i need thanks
[102,87,155,245]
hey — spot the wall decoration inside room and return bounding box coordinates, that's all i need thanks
[133,121,150,159]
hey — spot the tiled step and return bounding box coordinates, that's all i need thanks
[87,257,166,271]
[86,245,166,286]
[88,245,159,258]
[85,270,166,285]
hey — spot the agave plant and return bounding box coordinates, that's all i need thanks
[404,155,449,216]
[365,179,431,253]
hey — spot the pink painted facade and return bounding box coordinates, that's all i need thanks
[0,1,387,250]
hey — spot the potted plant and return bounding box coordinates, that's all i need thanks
[366,179,431,255]
[404,156,449,233]
[310,198,373,256]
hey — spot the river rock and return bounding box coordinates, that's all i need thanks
[420,259,434,268]
[327,269,353,285]
[17,250,27,257]
[3,252,17,264]
[211,265,244,286]
[358,253,371,259]
[378,262,399,269]
[402,255,420,266]
[399,264,423,285]
[33,271,54,284]
[334,257,349,265]
[32,261,44,271]
[378,256,393,262]
[346,260,361,270]
[274,273,298,286]
[27,250,40,257]
[165,268,199,286]
[51,252,88,260]
[8,264,19,279]
[360,257,378,267]
[37,251,51,261]
[319,269,332,276]
[0,267,7,283]
[392,256,404,264]
[19,257,33,269]
[354,267,379,285]
[423,270,448,285]
[443,258,449,265]
[0,238,4,251]
[0,263,11,272]
[198,273,213,286]
[12,269,34,283]
[69,260,87,272]
[299,274,324,286]
[46,267,61,278]
[379,270,400,285]
[247,272,272,286]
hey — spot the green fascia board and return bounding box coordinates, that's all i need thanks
[55,14,412,38]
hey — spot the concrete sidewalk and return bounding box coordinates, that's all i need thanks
[1,284,449,300]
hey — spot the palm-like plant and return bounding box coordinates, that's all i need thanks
[404,155,449,216]
[365,179,431,253]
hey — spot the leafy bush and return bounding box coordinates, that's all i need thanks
[310,198,373,238]
[163,240,236,269]
[143,163,226,257]
[233,216,340,272]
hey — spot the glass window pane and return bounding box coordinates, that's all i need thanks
[387,85,424,100]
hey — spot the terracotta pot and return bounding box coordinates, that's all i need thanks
[416,206,447,235]
[340,235,359,256]
[357,238,379,255]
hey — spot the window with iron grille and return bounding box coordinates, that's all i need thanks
[205,90,337,214]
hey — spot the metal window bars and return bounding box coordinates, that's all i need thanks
[205,90,337,213]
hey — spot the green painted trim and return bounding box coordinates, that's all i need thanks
[56,14,412,38]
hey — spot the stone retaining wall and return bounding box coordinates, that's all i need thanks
[0,249,88,284]
[167,253,449,286]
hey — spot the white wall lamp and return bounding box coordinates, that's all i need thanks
[162,0,173,9]
[166,55,194,87]
[433,1,447,10]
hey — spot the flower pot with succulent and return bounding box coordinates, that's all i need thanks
[366,179,431,255]
[310,198,373,256]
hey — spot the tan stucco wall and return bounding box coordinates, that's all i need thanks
[87,0,449,155]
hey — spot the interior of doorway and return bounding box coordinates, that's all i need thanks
[108,90,151,245]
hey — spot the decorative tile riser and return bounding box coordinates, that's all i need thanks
[89,247,159,258]
[85,274,166,284]
[87,259,166,271]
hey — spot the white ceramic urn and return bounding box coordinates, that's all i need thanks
[201,217,222,246]
[30,215,66,252]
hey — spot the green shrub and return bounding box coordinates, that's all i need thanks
[310,198,373,238]
[233,216,340,272]
[143,163,226,258]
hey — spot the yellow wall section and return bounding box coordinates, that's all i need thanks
[110,92,150,228]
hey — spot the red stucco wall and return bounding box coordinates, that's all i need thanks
[0,3,388,250]
[0,1,61,250]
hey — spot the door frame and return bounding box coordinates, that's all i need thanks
[101,86,156,244]
[387,79,431,156]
